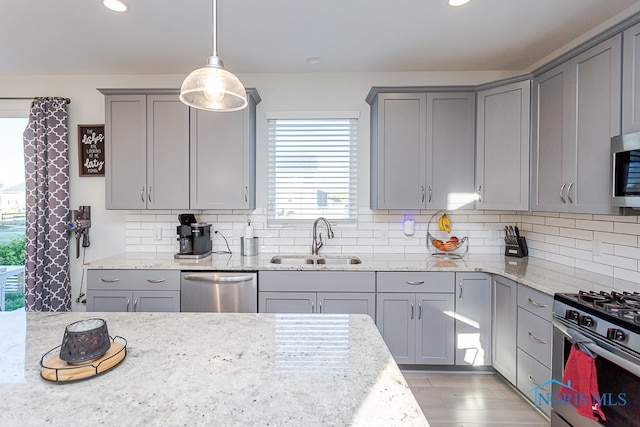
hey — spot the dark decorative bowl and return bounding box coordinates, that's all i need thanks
[59,318,111,364]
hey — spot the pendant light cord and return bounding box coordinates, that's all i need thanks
[212,0,218,58]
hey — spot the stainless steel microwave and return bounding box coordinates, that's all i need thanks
[612,132,640,207]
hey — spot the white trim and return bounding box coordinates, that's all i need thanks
[265,111,360,120]
[0,99,31,118]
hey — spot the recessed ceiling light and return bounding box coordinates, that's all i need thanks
[449,0,471,6]
[102,0,129,12]
[306,56,322,65]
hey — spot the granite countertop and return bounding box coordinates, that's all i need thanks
[1,310,428,427]
[84,252,640,296]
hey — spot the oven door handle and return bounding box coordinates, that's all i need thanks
[554,318,640,377]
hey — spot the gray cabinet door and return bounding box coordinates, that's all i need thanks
[570,34,621,214]
[133,290,180,312]
[318,292,375,319]
[415,292,455,365]
[370,93,427,209]
[190,91,258,209]
[427,92,476,210]
[455,273,492,366]
[623,22,640,134]
[492,275,517,384]
[259,292,315,313]
[105,94,146,209]
[86,289,133,312]
[476,81,530,211]
[146,95,190,209]
[531,65,570,212]
[376,293,416,364]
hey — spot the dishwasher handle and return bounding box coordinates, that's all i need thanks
[182,273,255,283]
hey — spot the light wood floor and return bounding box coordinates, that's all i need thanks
[403,371,550,427]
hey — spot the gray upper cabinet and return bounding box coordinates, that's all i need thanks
[368,90,475,210]
[190,89,260,210]
[623,21,640,134]
[476,81,531,211]
[103,90,189,210]
[532,34,622,214]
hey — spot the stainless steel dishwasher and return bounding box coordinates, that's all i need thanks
[180,271,258,312]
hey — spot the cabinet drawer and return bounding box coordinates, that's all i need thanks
[377,272,455,293]
[258,271,375,292]
[518,284,552,319]
[517,307,552,368]
[87,269,180,291]
[517,348,551,417]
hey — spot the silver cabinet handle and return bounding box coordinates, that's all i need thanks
[183,274,255,283]
[312,301,315,313]
[405,281,424,286]
[458,281,463,299]
[319,301,322,313]
[147,279,166,283]
[477,185,482,203]
[418,302,422,320]
[428,186,432,203]
[244,186,248,203]
[148,186,152,203]
[567,181,574,204]
[126,299,131,311]
[560,183,566,203]
[528,297,547,308]
[528,332,548,344]
[134,298,138,311]
[100,278,120,283]
[421,186,425,203]
[140,186,145,202]
[528,375,547,390]
[410,302,414,320]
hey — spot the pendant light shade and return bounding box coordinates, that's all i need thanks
[179,0,247,112]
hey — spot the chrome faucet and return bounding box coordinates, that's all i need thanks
[312,217,334,255]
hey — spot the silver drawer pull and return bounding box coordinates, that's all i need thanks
[528,297,547,308]
[100,278,120,283]
[405,281,424,286]
[146,279,166,283]
[528,375,547,391]
[183,274,255,283]
[528,332,548,344]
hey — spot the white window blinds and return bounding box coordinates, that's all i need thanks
[267,115,358,224]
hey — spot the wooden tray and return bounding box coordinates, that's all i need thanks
[40,336,127,383]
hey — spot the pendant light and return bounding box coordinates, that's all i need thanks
[179,0,247,112]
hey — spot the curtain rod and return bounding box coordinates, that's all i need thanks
[1,96,71,104]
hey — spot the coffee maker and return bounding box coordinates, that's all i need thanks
[174,214,212,259]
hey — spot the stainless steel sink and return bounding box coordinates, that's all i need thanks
[269,255,361,265]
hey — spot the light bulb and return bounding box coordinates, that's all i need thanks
[203,80,226,103]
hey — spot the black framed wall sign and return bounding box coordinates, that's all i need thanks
[78,124,105,177]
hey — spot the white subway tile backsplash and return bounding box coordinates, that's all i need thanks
[545,217,576,228]
[575,259,614,276]
[575,219,614,233]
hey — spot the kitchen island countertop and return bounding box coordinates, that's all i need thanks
[1,310,428,427]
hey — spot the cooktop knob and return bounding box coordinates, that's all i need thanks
[579,316,595,327]
[606,328,626,341]
[565,310,580,322]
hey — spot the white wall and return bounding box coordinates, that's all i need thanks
[0,70,513,310]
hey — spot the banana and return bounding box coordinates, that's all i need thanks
[438,213,451,233]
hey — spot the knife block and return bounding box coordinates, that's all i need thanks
[505,236,528,258]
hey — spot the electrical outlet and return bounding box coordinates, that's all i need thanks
[153,227,162,241]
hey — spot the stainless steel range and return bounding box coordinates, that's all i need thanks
[552,291,640,426]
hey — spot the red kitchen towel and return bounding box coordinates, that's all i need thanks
[557,343,606,421]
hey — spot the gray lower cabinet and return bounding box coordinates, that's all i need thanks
[102,90,190,210]
[531,34,622,214]
[492,275,517,383]
[190,89,260,209]
[257,271,376,319]
[367,90,475,210]
[455,272,492,366]
[475,80,530,211]
[516,285,553,417]
[623,21,640,134]
[86,269,180,312]
[376,272,455,365]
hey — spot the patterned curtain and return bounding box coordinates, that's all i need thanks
[22,98,70,311]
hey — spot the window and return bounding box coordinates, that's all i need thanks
[267,112,358,224]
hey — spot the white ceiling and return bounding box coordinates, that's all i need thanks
[2,0,640,75]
